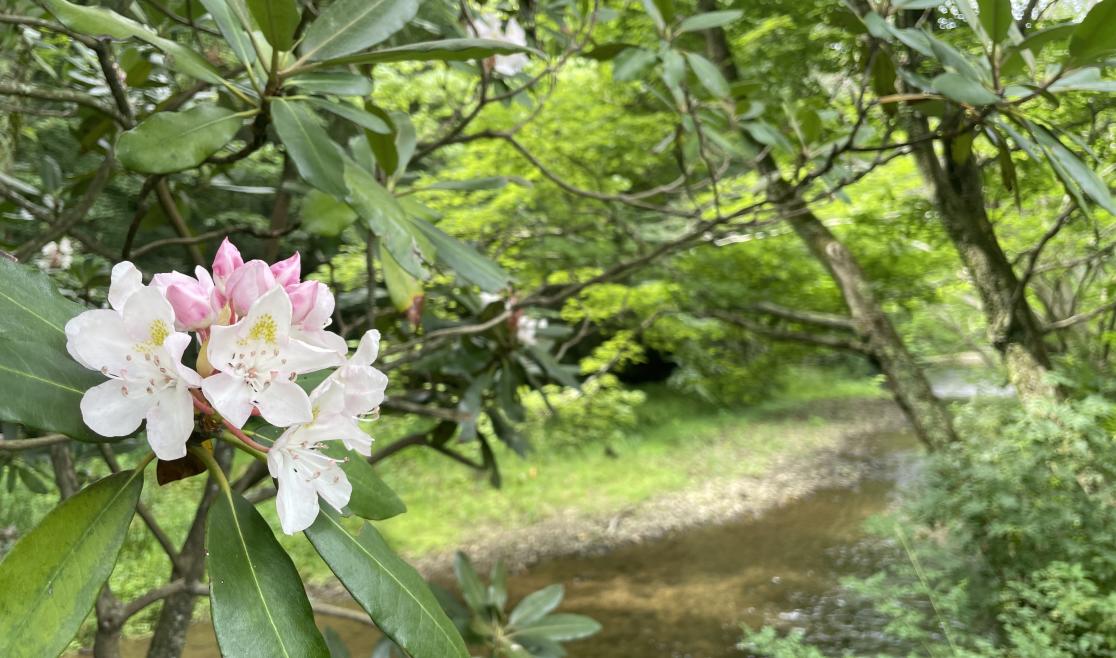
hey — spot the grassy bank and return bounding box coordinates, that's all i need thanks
[5,366,884,645]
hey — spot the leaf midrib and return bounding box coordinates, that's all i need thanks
[300,0,390,61]
[319,511,462,654]
[0,362,85,394]
[0,287,66,335]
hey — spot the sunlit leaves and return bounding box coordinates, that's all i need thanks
[117,106,243,174]
[299,0,420,62]
[319,39,538,67]
[0,470,143,658]
[1069,0,1116,65]
[932,72,1000,105]
[684,52,729,98]
[208,490,329,658]
[247,0,299,51]
[978,0,1012,44]
[677,10,742,33]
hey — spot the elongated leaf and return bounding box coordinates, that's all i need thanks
[42,0,225,84]
[272,98,348,198]
[300,0,420,62]
[612,47,656,81]
[290,72,373,96]
[424,176,520,191]
[0,469,143,658]
[453,552,486,611]
[380,242,425,312]
[978,0,1012,43]
[198,0,257,66]
[677,10,742,33]
[1031,123,1116,215]
[208,490,329,658]
[321,443,405,520]
[409,217,512,292]
[1049,67,1116,93]
[344,161,431,278]
[892,0,942,7]
[515,613,601,642]
[684,52,729,98]
[509,585,564,628]
[305,509,470,658]
[1069,0,1116,64]
[0,260,104,441]
[301,189,359,237]
[247,0,299,51]
[117,106,242,173]
[322,38,537,66]
[307,98,391,133]
[932,72,1000,105]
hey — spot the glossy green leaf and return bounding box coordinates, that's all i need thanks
[509,585,564,628]
[0,469,143,658]
[117,106,242,174]
[677,10,742,33]
[978,0,1012,43]
[932,72,1000,105]
[300,0,420,62]
[380,242,425,312]
[409,217,512,292]
[684,52,729,98]
[307,99,391,134]
[272,98,348,198]
[515,613,602,642]
[453,551,487,611]
[1048,67,1116,93]
[290,72,373,96]
[301,189,359,237]
[0,259,104,441]
[247,0,299,51]
[344,160,431,278]
[612,48,656,81]
[321,443,406,520]
[305,509,470,658]
[321,39,538,66]
[1030,123,1116,215]
[1069,0,1116,64]
[208,490,329,658]
[198,0,257,66]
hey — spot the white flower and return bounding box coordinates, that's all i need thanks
[322,330,388,455]
[201,286,342,428]
[287,280,349,357]
[36,238,74,270]
[516,316,548,346]
[266,385,357,535]
[65,275,203,460]
[469,14,529,76]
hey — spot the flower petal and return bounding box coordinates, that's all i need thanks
[278,337,344,374]
[240,285,292,347]
[201,371,254,428]
[254,379,312,427]
[275,465,320,534]
[162,332,203,386]
[292,328,348,358]
[65,309,132,372]
[80,379,150,437]
[122,287,177,345]
[204,323,239,372]
[145,386,194,460]
[339,365,388,416]
[352,329,381,365]
[108,261,143,312]
[315,465,352,513]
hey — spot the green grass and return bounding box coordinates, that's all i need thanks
[4,366,884,644]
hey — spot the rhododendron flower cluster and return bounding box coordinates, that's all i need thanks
[64,238,387,533]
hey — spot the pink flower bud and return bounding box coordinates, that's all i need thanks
[151,268,217,331]
[212,238,244,289]
[270,252,301,288]
[289,280,335,328]
[224,260,277,317]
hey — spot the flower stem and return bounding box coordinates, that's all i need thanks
[188,445,230,495]
[220,430,267,461]
[191,389,271,456]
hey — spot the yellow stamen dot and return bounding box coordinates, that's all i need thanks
[149,320,171,346]
[248,314,278,345]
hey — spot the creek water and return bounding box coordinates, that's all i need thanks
[117,427,923,658]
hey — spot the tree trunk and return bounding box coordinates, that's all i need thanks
[908,115,1057,400]
[698,0,956,448]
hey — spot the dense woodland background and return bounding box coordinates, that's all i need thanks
[3,0,1116,656]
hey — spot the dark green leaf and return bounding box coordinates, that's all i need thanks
[301,189,359,237]
[677,10,742,33]
[0,260,105,441]
[321,443,406,520]
[247,0,299,51]
[453,551,487,612]
[117,106,242,174]
[978,0,1012,43]
[14,463,49,494]
[509,585,564,628]
[272,98,348,198]
[932,72,1001,105]
[290,72,374,96]
[409,217,512,292]
[300,0,421,61]
[612,48,656,81]
[344,161,431,278]
[1048,67,1116,92]
[321,39,539,66]
[208,490,329,658]
[307,98,392,134]
[324,628,351,658]
[305,509,470,658]
[515,614,601,642]
[1031,123,1116,215]
[684,52,729,98]
[198,0,257,66]
[1069,0,1116,64]
[0,469,143,658]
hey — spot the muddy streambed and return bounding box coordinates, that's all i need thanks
[117,425,922,658]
